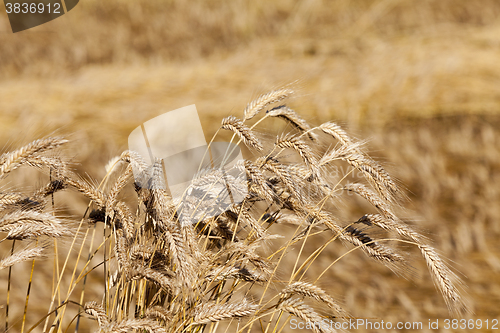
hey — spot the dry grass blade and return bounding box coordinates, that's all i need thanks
[243,88,294,121]
[0,246,45,270]
[192,299,258,325]
[221,116,263,151]
[278,298,336,333]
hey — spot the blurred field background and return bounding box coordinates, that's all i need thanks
[1,0,500,331]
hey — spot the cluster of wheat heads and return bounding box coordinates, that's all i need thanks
[0,90,468,332]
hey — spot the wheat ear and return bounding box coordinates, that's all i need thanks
[258,156,304,203]
[145,306,172,322]
[237,160,276,203]
[344,183,397,220]
[31,179,66,200]
[302,208,403,263]
[278,298,336,333]
[106,164,133,219]
[0,192,25,208]
[119,150,149,173]
[267,105,318,142]
[419,245,467,315]
[130,264,176,293]
[342,226,404,263]
[281,281,347,318]
[0,246,45,270]
[341,154,397,201]
[357,214,423,243]
[277,134,319,179]
[101,319,167,333]
[0,211,69,240]
[319,122,353,146]
[0,137,68,177]
[192,299,258,325]
[221,116,263,151]
[205,265,266,282]
[243,88,294,121]
[84,301,110,327]
[54,169,107,208]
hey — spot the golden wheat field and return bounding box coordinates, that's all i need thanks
[1,1,500,332]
